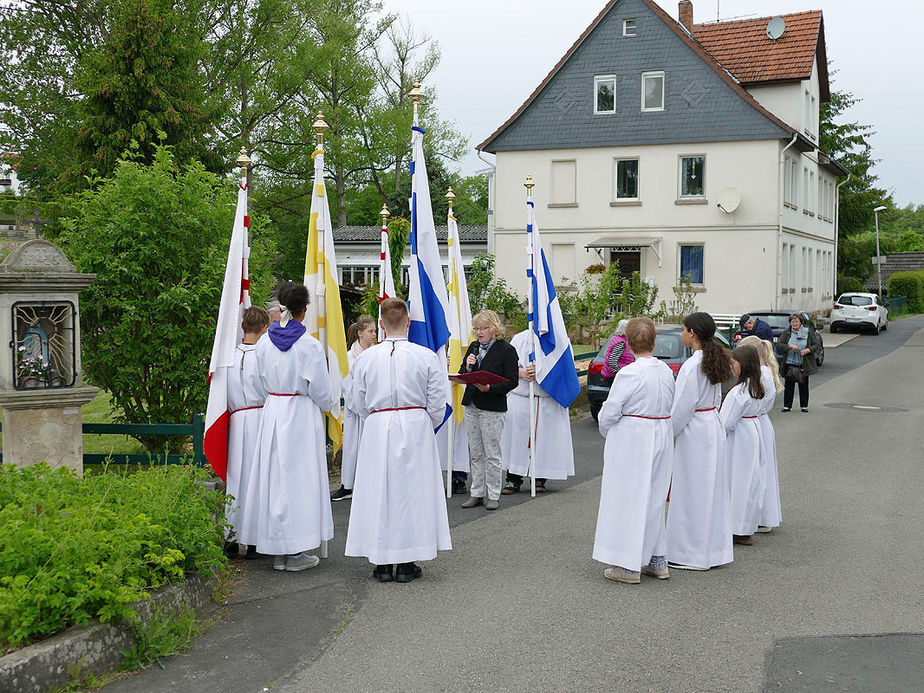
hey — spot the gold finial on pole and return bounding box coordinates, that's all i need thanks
[312,111,329,147]
[409,82,424,119]
[236,147,251,175]
[379,203,390,222]
[524,174,535,198]
[445,186,456,211]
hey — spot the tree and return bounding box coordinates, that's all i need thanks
[467,253,522,325]
[58,145,276,450]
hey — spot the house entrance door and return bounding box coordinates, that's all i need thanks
[610,251,641,280]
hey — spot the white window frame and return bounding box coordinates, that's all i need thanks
[678,154,706,199]
[613,157,640,201]
[641,71,665,112]
[594,75,617,114]
[623,18,637,37]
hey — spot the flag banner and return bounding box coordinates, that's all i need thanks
[377,217,397,342]
[446,210,473,424]
[204,178,252,481]
[527,200,581,408]
[304,147,349,452]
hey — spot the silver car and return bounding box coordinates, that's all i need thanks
[830,292,888,335]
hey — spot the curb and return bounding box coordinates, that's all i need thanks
[0,573,213,693]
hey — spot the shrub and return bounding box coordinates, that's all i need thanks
[836,274,866,294]
[887,270,924,312]
[0,464,227,649]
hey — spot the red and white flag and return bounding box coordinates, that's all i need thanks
[377,214,396,341]
[203,176,251,481]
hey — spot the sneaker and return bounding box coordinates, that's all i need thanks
[461,496,483,508]
[273,555,287,571]
[755,526,772,534]
[485,498,499,510]
[801,407,809,413]
[285,552,320,572]
[501,483,520,495]
[641,564,669,580]
[331,485,353,502]
[667,562,709,571]
[781,407,791,412]
[604,566,640,584]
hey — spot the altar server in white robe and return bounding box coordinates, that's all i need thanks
[738,336,784,532]
[593,318,674,584]
[501,329,574,494]
[345,298,452,583]
[225,306,270,556]
[240,282,335,573]
[331,316,377,503]
[666,312,735,571]
[722,345,766,546]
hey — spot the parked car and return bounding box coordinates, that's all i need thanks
[830,292,888,335]
[586,325,731,420]
[732,310,824,366]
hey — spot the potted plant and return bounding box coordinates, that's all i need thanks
[16,345,52,388]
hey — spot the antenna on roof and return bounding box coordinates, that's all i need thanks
[767,16,786,40]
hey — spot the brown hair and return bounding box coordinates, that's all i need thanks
[379,298,408,333]
[347,316,376,347]
[625,317,656,353]
[737,335,783,392]
[242,305,270,334]
[731,345,765,400]
[683,312,732,385]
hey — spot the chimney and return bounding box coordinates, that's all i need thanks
[679,1,693,32]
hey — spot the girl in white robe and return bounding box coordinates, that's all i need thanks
[501,330,574,491]
[722,345,766,544]
[239,283,336,571]
[666,312,735,570]
[593,318,675,583]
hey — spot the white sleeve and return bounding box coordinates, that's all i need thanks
[719,386,745,433]
[597,368,636,436]
[671,363,697,437]
[426,349,448,426]
[300,339,336,412]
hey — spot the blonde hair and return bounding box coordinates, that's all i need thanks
[472,310,505,339]
[737,335,783,392]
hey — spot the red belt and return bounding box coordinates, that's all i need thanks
[695,407,717,412]
[231,405,263,415]
[742,415,758,419]
[371,406,426,414]
[268,392,299,397]
[624,414,671,420]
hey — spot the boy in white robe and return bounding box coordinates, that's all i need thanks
[593,318,675,584]
[225,306,270,558]
[501,329,574,494]
[345,298,452,583]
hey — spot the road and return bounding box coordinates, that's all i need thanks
[105,316,924,693]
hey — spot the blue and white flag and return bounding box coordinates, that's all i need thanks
[527,200,580,408]
[407,125,451,353]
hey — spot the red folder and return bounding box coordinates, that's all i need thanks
[449,370,509,386]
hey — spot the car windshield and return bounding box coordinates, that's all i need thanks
[838,295,873,306]
[653,333,683,359]
[754,314,791,330]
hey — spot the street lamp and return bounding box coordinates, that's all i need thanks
[873,205,887,299]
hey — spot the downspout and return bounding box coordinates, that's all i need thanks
[834,173,851,299]
[477,150,496,255]
[777,133,799,310]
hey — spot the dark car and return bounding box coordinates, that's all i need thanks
[586,325,731,421]
[732,310,824,367]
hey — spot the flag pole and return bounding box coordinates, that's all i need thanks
[378,204,390,342]
[445,185,456,499]
[525,176,537,498]
[313,112,330,561]
[236,146,252,311]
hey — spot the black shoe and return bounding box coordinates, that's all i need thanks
[535,479,547,493]
[373,564,394,582]
[331,485,353,502]
[395,562,422,583]
[781,407,791,412]
[501,483,520,495]
[243,545,267,560]
[452,479,467,495]
[223,541,239,559]
[733,534,754,546]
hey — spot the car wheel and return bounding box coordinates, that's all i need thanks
[830,323,837,334]
[882,320,888,331]
[872,322,880,335]
[590,401,601,420]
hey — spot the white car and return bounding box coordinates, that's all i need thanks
[830,292,888,335]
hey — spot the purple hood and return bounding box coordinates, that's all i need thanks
[267,320,306,351]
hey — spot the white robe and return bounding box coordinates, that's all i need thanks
[500,330,574,480]
[437,416,470,473]
[345,337,452,564]
[757,365,782,528]
[665,350,733,569]
[226,343,267,539]
[340,342,367,489]
[721,382,764,536]
[237,330,335,555]
[592,358,675,571]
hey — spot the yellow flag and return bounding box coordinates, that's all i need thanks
[446,212,473,424]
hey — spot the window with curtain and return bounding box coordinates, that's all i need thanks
[680,155,705,197]
[679,244,704,285]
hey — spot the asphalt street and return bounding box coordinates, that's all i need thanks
[105,316,924,693]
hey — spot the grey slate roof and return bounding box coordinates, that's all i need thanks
[864,252,924,293]
[334,225,487,243]
[479,0,805,154]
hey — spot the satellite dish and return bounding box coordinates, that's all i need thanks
[767,16,786,40]
[717,187,741,214]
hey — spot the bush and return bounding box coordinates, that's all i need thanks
[836,274,866,294]
[887,270,924,312]
[0,464,227,649]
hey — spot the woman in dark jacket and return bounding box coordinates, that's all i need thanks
[459,310,518,510]
[776,313,823,412]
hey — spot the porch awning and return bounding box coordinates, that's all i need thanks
[584,236,663,266]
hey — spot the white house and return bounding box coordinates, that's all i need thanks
[478,0,847,316]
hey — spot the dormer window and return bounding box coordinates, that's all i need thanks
[594,75,616,114]
[623,18,637,36]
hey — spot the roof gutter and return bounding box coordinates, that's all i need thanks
[834,173,851,298]
[777,133,799,310]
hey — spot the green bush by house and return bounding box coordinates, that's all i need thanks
[887,270,924,312]
[0,464,227,650]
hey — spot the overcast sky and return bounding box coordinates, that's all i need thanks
[381,0,921,208]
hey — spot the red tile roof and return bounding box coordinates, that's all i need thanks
[692,11,828,98]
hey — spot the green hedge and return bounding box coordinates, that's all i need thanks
[0,464,227,649]
[887,270,924,312]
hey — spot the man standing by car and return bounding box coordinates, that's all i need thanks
[739,314,774,341]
